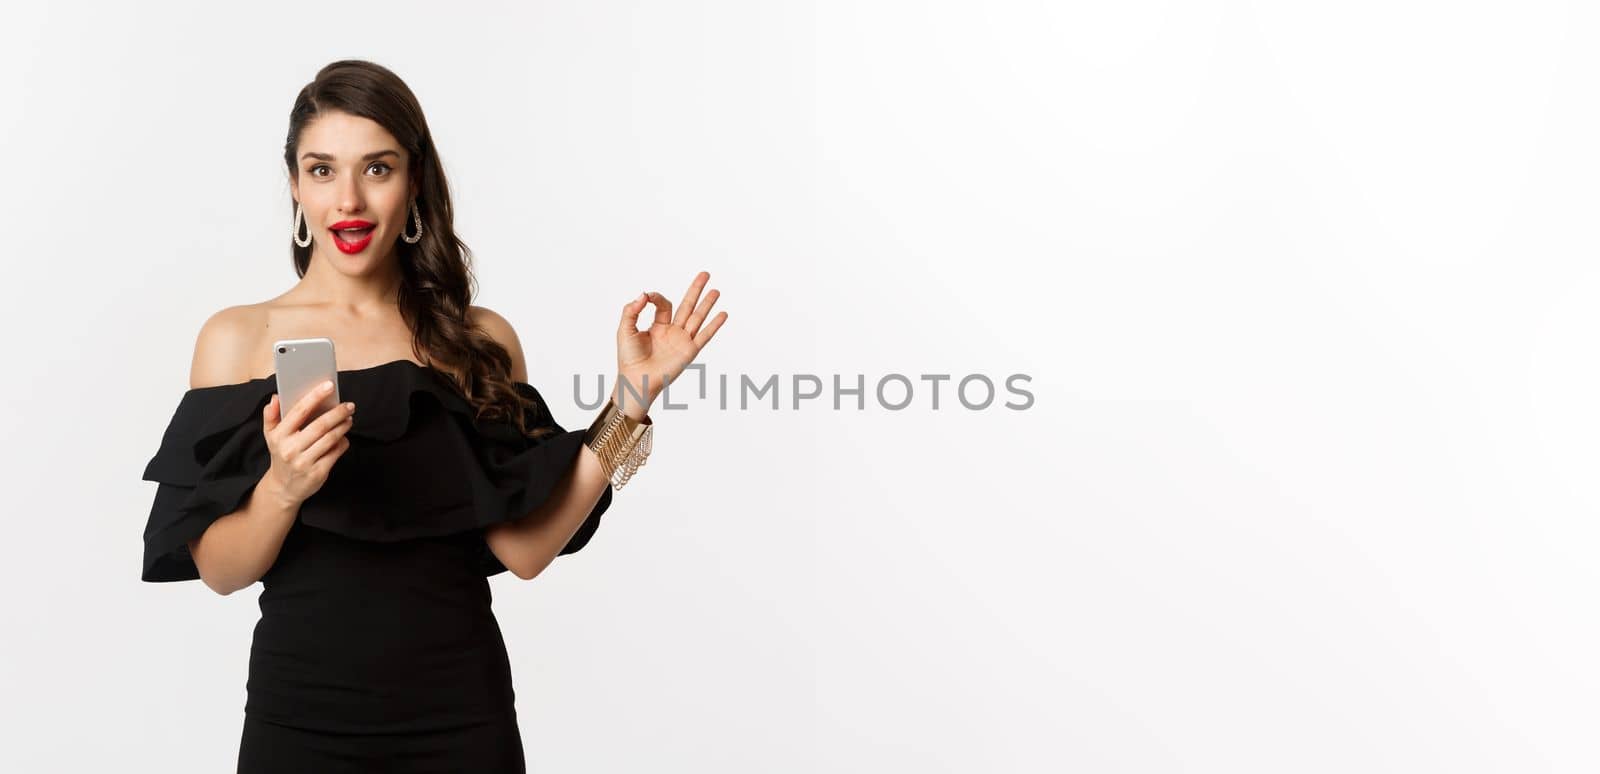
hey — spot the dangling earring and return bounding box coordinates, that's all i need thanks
[292,203,312,248]
[401,199,423,244]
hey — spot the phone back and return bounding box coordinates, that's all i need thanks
[273,337,341,420]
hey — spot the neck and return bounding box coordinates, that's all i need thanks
[296,249,405,311]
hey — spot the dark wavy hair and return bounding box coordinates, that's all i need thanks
[283,59,552,440]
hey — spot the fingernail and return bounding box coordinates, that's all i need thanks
[321,380,334,391]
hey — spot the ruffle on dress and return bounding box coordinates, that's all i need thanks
[140,359,612,582]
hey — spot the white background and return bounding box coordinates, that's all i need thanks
[2,1,1596,771]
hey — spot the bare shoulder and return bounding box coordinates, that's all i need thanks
[468,305,528,382]
[190,304,266,389]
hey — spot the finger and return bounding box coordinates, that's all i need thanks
[312,434,350,470]
[642,291,673,327]
[618,292,649,337]
[303,401,355,439]
[684,288,720,338]
[693,310,728,349]
[278,395,334,460]
[286,401,353,461]
[263,394,281,432]
[310,437,352,477]
[673,271,709,329]
[286,380,337,432]
[302,415,354,462]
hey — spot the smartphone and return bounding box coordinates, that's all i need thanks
[273,337,341,422]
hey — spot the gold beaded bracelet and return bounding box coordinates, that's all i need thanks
[583,397,653,490]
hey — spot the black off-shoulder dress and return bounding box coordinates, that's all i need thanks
[140,359,612,773]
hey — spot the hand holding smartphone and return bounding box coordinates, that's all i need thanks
[263,337,356,508]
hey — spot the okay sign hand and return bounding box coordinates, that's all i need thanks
[614,271,728,418]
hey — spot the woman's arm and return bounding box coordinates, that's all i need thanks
[484,444,615,580]
[180,309,294,595]
[183,307,355,594]
[473,306,622,579]
[187,480,301,596]
[475,277,723,578]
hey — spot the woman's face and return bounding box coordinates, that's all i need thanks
[290,110,417,273]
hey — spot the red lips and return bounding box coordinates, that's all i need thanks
[329,220,376,254]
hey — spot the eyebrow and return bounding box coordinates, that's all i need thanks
[299,150,401,162]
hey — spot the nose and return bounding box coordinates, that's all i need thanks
[336,174,365,215]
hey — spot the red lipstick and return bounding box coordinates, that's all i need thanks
[329,219,376,254]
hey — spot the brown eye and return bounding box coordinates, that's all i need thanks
[368,162,392,176]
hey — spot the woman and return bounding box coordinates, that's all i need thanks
[139,59,726,772]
